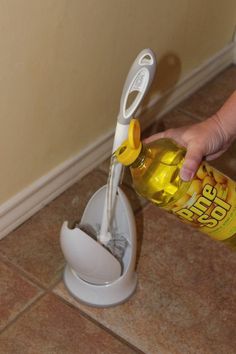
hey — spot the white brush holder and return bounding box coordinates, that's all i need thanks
[60,186,137,307]
[60,48,157,306]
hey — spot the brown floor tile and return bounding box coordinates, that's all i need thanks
[210,139,236,180]
[0,293,137,354]
[97,156,111,174]
[0,260,41,331]
[161,110,199,129]
[54,282,169,354]
[121,184,148,213]
[54,204,236,354]
[140,110,198,141]
[0,170,108,288]
[178,65,236,118]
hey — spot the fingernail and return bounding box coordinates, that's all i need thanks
[180,167,194,181]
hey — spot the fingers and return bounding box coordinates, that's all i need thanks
[180,142,204,181]
[143,126,209,182]
[143,127,186,145]
[143,132,166,143]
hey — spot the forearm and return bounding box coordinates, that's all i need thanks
[212,90,236,143]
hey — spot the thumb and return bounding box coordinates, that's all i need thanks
[180,142,204,181]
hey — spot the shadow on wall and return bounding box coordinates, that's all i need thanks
[140,51,182,124]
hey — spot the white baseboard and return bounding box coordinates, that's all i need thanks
[0,133,113,239]
[0,42,235,239]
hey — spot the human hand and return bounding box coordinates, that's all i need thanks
[144,114,232,181]
[144,91,236,181]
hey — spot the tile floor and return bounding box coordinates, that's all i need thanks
[0,65,236,354]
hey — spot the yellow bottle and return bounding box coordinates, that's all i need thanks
[115,119,236,250]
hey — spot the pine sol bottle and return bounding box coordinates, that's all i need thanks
[115,119,236,250]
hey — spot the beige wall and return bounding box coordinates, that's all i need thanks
[0,0,235,203]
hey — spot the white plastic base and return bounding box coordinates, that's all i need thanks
[63,264,138,307]
[60,186,138,307]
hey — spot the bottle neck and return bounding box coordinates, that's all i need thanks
[129,143,147,168]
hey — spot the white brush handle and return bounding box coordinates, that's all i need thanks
[99,49,156,245]
[112,48,157,185]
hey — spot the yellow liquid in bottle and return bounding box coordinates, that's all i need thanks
[130,139,236,249]
[130,139,190,207]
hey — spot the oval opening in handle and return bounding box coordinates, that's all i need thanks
[139,53,154,66]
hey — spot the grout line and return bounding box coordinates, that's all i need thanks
[0,255,45,290]
[0,290,45,336]
[1,288,145,353]
[0,257,64,335]
[52,292,145,354]
[0,275,66,336]
[0,252,65,291]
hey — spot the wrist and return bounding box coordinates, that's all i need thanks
[202,114,229,147]
[213,91,236,142]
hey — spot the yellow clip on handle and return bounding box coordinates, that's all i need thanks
[115,119,142,166]
[128,119,141,149]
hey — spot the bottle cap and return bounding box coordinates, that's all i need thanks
[115,119,142,166]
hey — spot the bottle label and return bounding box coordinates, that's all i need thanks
[169,162,236,240]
